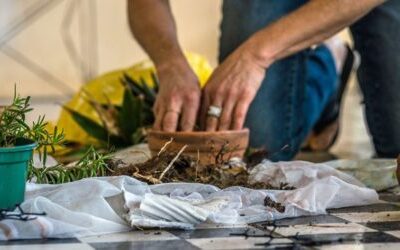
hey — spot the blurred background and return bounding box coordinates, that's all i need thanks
[0,0,373,159]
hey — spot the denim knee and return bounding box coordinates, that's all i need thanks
[245,53,309,162]
[350,0,400,157]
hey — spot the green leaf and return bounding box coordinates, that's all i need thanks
[122,74,146,97]
[122,74,155,107]
[63,106,109,143]
[142,105,155,125]
[118,89,142,142]
[139,77,156,104]
[150,72,159,93]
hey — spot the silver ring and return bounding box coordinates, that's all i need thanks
[207,105,222,118]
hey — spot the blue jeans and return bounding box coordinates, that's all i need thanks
[219,0,400,160]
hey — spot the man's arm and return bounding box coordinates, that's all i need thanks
[128,0,184,68]
[128,0,201,132]
[203,0,385,131]
[248,0,385,67]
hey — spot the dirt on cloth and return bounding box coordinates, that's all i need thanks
[109,147,295,190]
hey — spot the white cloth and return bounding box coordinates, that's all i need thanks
[325,159,398,191]
[0,160,380,240]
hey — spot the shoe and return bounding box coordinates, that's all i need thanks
[303,44,361,152]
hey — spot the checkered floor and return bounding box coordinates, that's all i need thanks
[1,188,400,250]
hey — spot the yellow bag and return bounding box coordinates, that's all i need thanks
[56,52,212,147]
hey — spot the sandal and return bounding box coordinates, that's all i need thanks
[302,44,361,152]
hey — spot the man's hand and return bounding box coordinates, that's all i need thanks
[200,43,267,131]
[154,60,201,132]
[128,0,201,132]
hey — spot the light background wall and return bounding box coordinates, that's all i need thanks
[0,0,222,100]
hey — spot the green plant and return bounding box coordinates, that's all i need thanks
[0,88,64,166]
[122,73,158,125]
[28,146,112,184]
[0,89,119,185]
[65,73,159,148]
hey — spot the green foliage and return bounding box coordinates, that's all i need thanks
[67,73,159,149]
[29,117,65,167]
[119,88,143,141]
[28,146,112,184]
[63,106,110,142]
[0,88,33,147]
[1,88,118,185]
[122,73,158,126]
[0,88,64,167]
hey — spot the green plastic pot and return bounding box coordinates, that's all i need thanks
[0,138,36,211]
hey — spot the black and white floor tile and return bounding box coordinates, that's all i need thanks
[1,189,400,249]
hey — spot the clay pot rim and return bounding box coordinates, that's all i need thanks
[147,128,249,137]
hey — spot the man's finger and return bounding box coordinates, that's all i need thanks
[162,111,180,132]
[153,100,159,115]
[180,100,199,131]
[153,104,164,130]
[231,98,251,130]
[162,101,182,132]
[218,97,235,131]
[206,93,223,132]
[199,91,210,130]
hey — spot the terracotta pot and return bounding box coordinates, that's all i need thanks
[147,129,249,165]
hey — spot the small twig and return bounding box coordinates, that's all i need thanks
[159,145,187,181]
[133,166,140,173]
[133,172,161,184]
[158,138,174,157]
[215,141,229,164]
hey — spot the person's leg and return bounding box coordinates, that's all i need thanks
[304,37,355,151]
[219,0,338,161]
[350,1,400,157]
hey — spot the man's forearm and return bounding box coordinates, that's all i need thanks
[127,0,187,69]
[249,0,385,67]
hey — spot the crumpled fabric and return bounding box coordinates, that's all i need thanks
[325,159,398,191]
[0,160,380,240]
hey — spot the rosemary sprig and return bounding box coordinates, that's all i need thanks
[0,88,33,147]
[2,88,115,185]
[29,146,113,184]
[28,116,65,167]
[0,87,65,167]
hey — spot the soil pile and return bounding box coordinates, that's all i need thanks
[110,146,295,190]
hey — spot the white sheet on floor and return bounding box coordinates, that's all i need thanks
[0,160,380,240]
[325,159,398,191]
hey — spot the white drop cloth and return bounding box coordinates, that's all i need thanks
[0,160,380,240]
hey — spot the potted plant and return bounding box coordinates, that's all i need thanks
[0,90,64,211]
